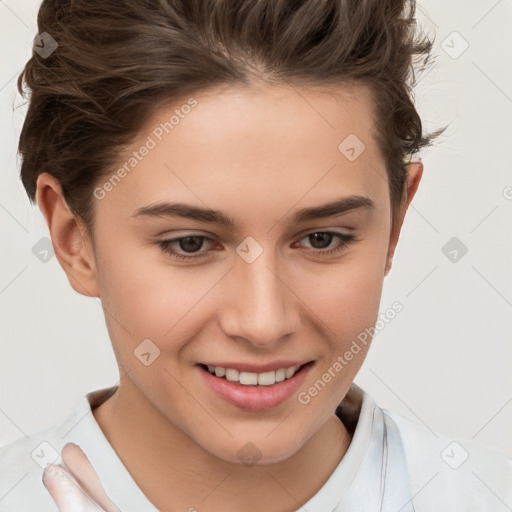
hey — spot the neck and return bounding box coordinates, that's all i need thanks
[92,380,352,512]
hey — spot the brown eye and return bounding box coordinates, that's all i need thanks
[297,231,355,256]
[307,232,334,249]
[176,236,206,253]
[157,235,214,261]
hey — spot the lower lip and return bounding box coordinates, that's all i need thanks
[196,362,314,411]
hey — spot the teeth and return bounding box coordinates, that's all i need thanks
[257,371,275,386]
[225,368,239,382]
[240,372,258,385]
[285,366,297,379]
[205,364,302,386]
[275,368,286,382]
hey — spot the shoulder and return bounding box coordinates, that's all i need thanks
[0,427,64,511]
[383,407,512,511]
[0,387,120,511]
[0,391,101,512]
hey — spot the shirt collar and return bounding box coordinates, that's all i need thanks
[78,383,408,512]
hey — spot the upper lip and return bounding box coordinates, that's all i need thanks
[199,360,313,373]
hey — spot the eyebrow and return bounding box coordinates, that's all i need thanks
[130,195,374,228]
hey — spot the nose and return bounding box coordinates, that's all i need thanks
[219,249,301,349]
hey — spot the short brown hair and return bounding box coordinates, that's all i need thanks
[17,0,442,240]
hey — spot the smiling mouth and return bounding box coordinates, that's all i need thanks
[198,361,314,387]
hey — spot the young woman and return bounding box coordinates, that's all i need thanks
[1,0,510,510]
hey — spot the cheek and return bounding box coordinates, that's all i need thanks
[92,232,173,347]
[291,250,386,401]
[94,235,227,364]
[297,257,385,396]
[296,251,386,333]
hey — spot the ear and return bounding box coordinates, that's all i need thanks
[36,173,100,298]
[384,161,423,276]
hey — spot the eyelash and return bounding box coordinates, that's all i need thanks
[156,231,356,262]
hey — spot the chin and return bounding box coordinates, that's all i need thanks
[204,435,304,467]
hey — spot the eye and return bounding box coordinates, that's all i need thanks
[157,235,215,261]
[156,231,356,262]
[294,231,356,256]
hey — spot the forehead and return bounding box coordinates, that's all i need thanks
[96,82,387,221]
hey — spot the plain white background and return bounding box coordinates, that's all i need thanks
[1,0,511,461]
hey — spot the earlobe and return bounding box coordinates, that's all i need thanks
[384,161,423,276]
[36,173,100,298]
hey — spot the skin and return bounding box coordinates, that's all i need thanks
[42,444,121,512]
[36,81,422,512]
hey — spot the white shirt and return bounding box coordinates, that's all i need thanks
[1,383,511,511]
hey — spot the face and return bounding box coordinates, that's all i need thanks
[39,82,421,465]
